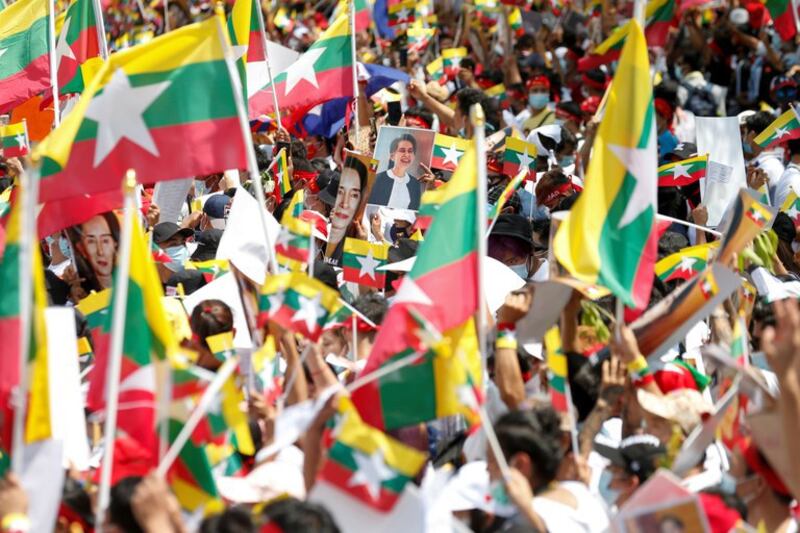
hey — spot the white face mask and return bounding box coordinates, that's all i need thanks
[209,218,226,230]
[509,263,529,280]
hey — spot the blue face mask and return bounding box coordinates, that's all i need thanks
[559,155,575,168]
[743,141,754,155]
[509,263,529,280]
[529,93,550,110]
[165,245,189,271]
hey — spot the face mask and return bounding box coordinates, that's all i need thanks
[743,141,754,155]
[165,245,188,272]
[389,225,408,242]
[598,469,620,509]
[509,263,529,280]
[719,472,737,495]
[529,93,550,109]
[559,155,575,168]
[458,127,467,138]
[674,66,683,80]
[209,218,226,230]
[488,480,517,518]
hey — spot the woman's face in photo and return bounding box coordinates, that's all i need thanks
[390,140,416,175]
[330,167,362,243]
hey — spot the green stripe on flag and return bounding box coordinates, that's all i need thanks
[0,243,20,318]
[378,350,437,428]
[0,16,49,80]
[327,441,409,494]
[410,191,477,275]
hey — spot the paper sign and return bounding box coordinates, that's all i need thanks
[20,440,65,533]
[695,117,747,227]
[45,307,91,471]
[151,178,193,224]
[705,160,732,184]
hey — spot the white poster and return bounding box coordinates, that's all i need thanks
[695,117,746,227]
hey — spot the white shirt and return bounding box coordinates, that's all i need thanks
[386,168,411,209]
[774,163,800,209]
[532,481,610,533]
[751,148,785,201]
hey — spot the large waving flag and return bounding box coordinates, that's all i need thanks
[350,143,482,431]
[555,20,658,309]
[765,0,797,40]
[226,0,262,101]
[578,20,632,71]
[0,189,51,457]
[36,16,249,203]
[88,220,177,456]
[248,13,353,120]
[0,0,51,113]
[56,0,104,94]
[753,106,800,150]
[644,0,677,47]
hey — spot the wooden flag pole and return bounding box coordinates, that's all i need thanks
[94,170,137,533]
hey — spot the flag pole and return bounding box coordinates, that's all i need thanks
[470,104,488,367]
[88,0,108,65]
[48,0,60,127]
[156,357,239,476]
[94,170,137,533]
[253,0,283,125]
[350,314,358,362]
[163,0,170,32]
[10,164,40,474]
[349,0,361,143]
[215,7,279,275]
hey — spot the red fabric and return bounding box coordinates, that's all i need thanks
[738,437,792,497]
[653,366,699,393]
[90,436,154,486]
[526,75,551,90]
[654,98,674,123]
[698,493,743,533]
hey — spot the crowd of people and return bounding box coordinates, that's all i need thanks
[4,0,800,531]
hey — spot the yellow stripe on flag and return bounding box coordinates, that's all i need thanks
[439,142,477,201]
[0,0,48,39]
[1,123,27,138]
[343,238,388,259]
[433,318,481,425]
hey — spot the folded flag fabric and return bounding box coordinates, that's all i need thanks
[0,0,51,113]
[184,259,229,282]
[276,216,312,272]
[407,26,435,53]
[426,57,444,84]
[715,189,775,266]
[657,154,708,187]
[430,133,470,172]
[1,122,30,158]
[485,83,507,106]
[226,0,262,103]
[555,20,658,309]
[268,148,290,205]
[57,0,103,94]
[343,238,389,289]
[577,19,631,72]
[258,272,341,341]
[544,326,568,413]
[312,397,426,513]
[644,0,677,47]
[36,16,249,203]
[655,242,719,282]
[754,106,800,149]
[206,331,235,363]
[502,137,537,179]
[765,0,797,40]
[780,190,800,226]
[488,170,526,224]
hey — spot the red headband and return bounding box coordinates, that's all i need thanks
[538,182,573,206]
[581,73,608,91]
[527,75,551,90]
[293,169,319,183]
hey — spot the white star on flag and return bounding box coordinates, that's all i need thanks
[266,292,284,315]
[396,7,411,21]
[441,142,463,168]
[517,147,533,173]
[348,448,396,500]
[393,278,433,306]
[84,68,170,167]
[14,133,26,148]
[0,49,6,61]
[275,228,293,250]
[608,120,657,229]
[283,47,325,96]
[356,248,381,281]
[292,292,326,332]
[456,383,479,410]
[787,205,800,221]
[231,44,248,61]
[55,17,76,69]
[775,126,789,139]
[676,256,697,273]
[671,163,691,180]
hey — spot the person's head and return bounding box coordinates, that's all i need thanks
[304,135,332,160]
[189,299,234,370]
[330,155,368,245]
[202,194,231,230]
[729,437,793,520]
[636,388,712,444]
[743,111,776,156]
[57,478,94,533]
[555,101,584,136]
[526,75,551,111]
[454,88,499,137]
[403,106,434,130]
[199,506,255,533]
[353,292,388,345]
[597,434,666,507]
[490,407,563,492]
[787,137,800,160]
[488,214,534,279]
[105,477,144,533]
[320,327,349,359]
[488,184,522,216]
[536,169,576,210]
[260,497,340,533]
[388,134,417,176]
[76,212,120,284]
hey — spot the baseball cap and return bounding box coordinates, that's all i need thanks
[190,229,223,261]
[203,194,231,219]
[153,222,193,245]
[379,238,419,272]
[668,142,698,161]
[594,434,666,482]
[489,214,534,248]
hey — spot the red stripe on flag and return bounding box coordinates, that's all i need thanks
[37,189,123,238]
[319,457,401,512]
[0,54,51,114]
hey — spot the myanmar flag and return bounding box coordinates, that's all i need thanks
[754,107,800,149]
[644,0,677,48]
[431,133,469,172]
[657,154,708,187]
[56,0,103,94]
[765,0,797,40]
[655,242,719,282]
[0,0,51,114]
[248,13,352,120]
[387,0,416,27]
[715,189,775,266]
[578,20,632,72]
[311,397,426,513]
[488,170,526,224]
[35,16,249,203]
[1,122,30,158]
[333,0,371,32]
[781,190,800,226]
[485,83,508,107]
[76,288,111,376]
[343,238,388,289]
[184,259,229,282]
[275,216,312,272]
[407,26,435,53]
[227,0,264,101]
[502,137,537,179]
[442,47,467,79]
[257,272,341,342]
[426,57,444,84]
[350,144,482,431]
[0,188,51,449]
[555,20,658,309]
[544,327,568,413]
[88,221,177,457]
[268,148,290,205]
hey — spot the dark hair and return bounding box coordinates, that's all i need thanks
[68,211,121,293]
[682,50,704,72]
[745,111,775,135]
[494,407,564,491]
[108,477,144,533]
[343,154,369,191]
[290,139,307,159]
[254,144,271,171]
[261,498,341,533]
[61,478,95,530]
[787,138,800,156]
[293,157,315,175]
[389,133,417,155]
[190,299,234,349]
[200,507,255,533]
[456,88,501,131]
[353,292,388,326]
[403,106,435,128]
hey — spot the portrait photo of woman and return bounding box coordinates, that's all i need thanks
[66,211,120,295]
[325,151,376,264]
[369,126,435,210]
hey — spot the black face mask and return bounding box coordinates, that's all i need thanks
[390,225,409,241]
